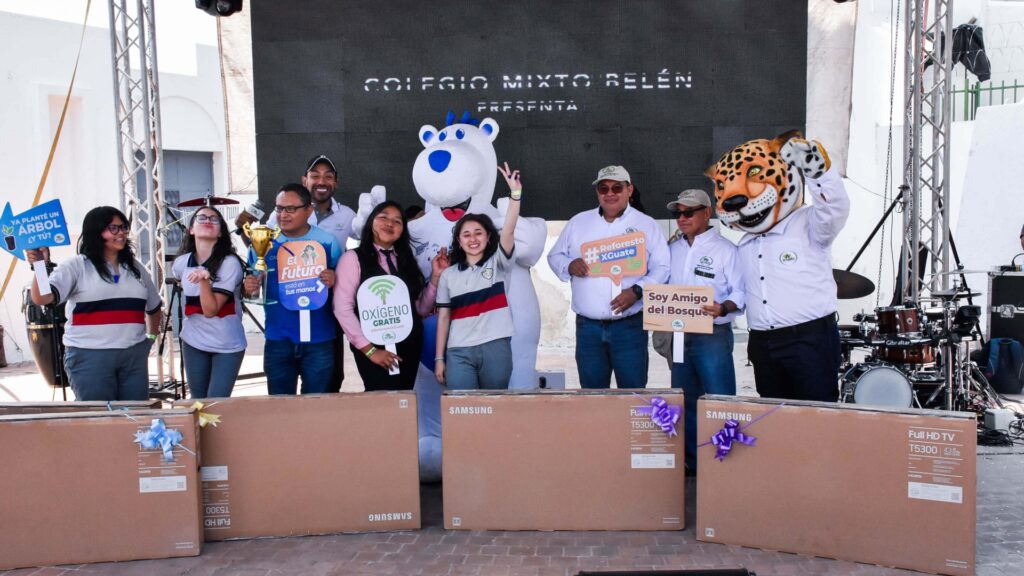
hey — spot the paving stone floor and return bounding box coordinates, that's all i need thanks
[2,449,1021,576]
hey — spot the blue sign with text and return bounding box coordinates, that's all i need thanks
[1,199,70,259]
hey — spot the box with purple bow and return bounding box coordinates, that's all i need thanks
[696,395,976,576]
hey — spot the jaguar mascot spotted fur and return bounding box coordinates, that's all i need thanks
[705,130,831,234]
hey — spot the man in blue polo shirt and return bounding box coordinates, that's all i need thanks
[243,183,341,394]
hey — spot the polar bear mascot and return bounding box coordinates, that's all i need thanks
[354,111,547,481]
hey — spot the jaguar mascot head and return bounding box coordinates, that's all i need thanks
[705,130,828,234]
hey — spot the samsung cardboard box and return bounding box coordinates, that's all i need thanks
[0,399,162,415]
[696,395,976,576]
[0,409,202,570]
[175,393,420,540]
[442,390,685,530]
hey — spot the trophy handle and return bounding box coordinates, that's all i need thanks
[242,222,252,236]
[270,226,281,240]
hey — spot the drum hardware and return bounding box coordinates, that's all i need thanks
[150,277,187,401]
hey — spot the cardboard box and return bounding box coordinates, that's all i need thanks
[0,409,202,570]
[696,395,976,576]
[174,393,420,539]
[442,390,685,530]
[0,399,162,415]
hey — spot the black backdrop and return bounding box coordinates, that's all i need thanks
[251,0,807,220]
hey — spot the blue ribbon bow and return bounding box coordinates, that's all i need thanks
[134,418,184,463]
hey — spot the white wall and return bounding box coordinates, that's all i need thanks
[0,4,226,364]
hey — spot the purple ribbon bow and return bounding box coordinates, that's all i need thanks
[710,419,757,461]
[635,395,682,437]
[134,418,184,463]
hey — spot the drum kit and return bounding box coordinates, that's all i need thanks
[836,269,999,412]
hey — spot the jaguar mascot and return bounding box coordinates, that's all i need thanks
[706,130,831,234]
[354,111,547,481]
[705,130,850,403]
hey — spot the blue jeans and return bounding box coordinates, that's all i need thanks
[182,341,244,399]
[445,337,513,391]
[575,314,648,389]
[263,338,334,395]
[64,340,152,401]
[670,323,737,471]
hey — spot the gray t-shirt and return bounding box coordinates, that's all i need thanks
[436,247,515,349]
[172,254,247,354]
[50,255,162,349]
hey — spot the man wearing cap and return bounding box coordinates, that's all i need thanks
[666,188,744,473]
[266,155,357,249]
[265,155,357,393]
[548,166,670,388]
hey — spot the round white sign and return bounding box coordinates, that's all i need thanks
[356,274,414,345]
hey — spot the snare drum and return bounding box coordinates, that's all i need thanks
[842,363,914,408]
[875,305,921,336]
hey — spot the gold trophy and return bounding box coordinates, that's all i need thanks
[242,223,281,305]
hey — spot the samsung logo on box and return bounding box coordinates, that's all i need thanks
[704,410,752,422]
[448,406,493,415]
[368,512,414,522]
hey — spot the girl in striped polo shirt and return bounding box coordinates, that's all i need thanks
[434,163,522,390]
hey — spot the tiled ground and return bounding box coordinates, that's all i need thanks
[1,450,1022,576]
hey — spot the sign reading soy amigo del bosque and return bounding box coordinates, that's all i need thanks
[1,199,70,259]
[356,275,413,346]
[580,232,647,286]
[643,284,714,334]
[277,241,328,311]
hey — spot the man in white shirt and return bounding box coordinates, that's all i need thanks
[709,135,849,402]
[667,188,744,472]
[548,166,670,388]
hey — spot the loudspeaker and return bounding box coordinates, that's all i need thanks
[988,272,1024,343]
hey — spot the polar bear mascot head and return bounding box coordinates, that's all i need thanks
[413,111,500,222]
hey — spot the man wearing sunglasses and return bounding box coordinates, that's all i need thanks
[666,189,743,474]
[243,183,342,395]
[548,165,670,389]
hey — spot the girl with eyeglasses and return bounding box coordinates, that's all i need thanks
[171,206,247,398]
[27,206,162,401]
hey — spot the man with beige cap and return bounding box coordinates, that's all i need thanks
[667,188,744,473]
[547,165,670,389]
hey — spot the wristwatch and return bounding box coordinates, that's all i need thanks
[631,284,643,300]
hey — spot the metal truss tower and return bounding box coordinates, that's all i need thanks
[108,0,173,385]
[900,0,954,301]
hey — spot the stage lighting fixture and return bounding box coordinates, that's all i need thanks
[195,0,243,17]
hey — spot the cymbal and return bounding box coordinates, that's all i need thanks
[927,289,981,300]
[933,269,990,275]
[833,269,875,299]
[177,195,239,208]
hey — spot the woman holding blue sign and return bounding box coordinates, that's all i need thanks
[27,206,162,401]
[434,163,522,390]
[334,200,449,390]
[172,206,247,398]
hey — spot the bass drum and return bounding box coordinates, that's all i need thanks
[843,363,913,408]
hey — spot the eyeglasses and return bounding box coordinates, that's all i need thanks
[274,204,310,214]
[195,215,221,224]
[673,207,705,219]
[106,224,130,234]
[596,183,628,195]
